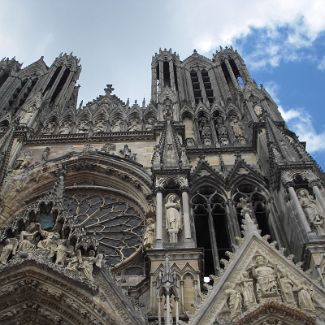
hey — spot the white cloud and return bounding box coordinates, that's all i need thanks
[176,0,325,69]
[265,81,325,153]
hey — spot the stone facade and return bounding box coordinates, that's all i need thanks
[0,48,324,324]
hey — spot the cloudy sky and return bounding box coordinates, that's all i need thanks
[1,0,325,168]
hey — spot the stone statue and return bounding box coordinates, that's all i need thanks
[19,104,36,125]
[145,117,155,130]
[78,120,89,133]
[143,218,155,249]
[180,147,189,167]
[94,119,106,133]
[37,228,60,258]
[43,121,56,134]
[111,120,124,132]
[252,255,278,299]
[297,189,324,234]
[279,272,295,305]
[120,144,136,161]
[239,271,256,308]
[152,145,161,169]
[55,239,73,266]
[230,115,245,144]
[297,281,315,312]
[216,124,229,145]
[199,118,212,145]
[165,194,182,243]
[254,104,264,117]
[224,282,242,319]
[128,118,141,131]
[18,222,41,252]
[0,238,18,265]
[79,250,103,281]
[42,147,51,162]
[58,120,71,134]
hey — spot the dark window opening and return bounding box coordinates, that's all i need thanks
[17,78,37,108]
[190,70,202,104]
[50,68,70,104]
[163,61,170,88]
[201,69,214,104]
[229,59,245,89]
[173,63,178,91]
[43,66,62,95]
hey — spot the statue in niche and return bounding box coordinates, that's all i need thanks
[239,271,256,308]
[252,255,279,299]
[143,218,155,249]
[279,272,295,305]
[230,115,245,144]
[165,194,182,243]
[145,117,155,130]
[58,120,72,134]
[43,121,56,134]
[79,249,103,281]
[199,117,212,146]
[111,120,124,132]
[224,282,242,319]
[18,222,41,252]
[152,145,161,169]
[19,103,36,125]
[0,238,18,265]
[254,104,264,120]
[297,281,315,312]
[77,120,89,133]
[94,119,106,133]
[128,118,141,131]
[41,147,51,162]
[120,144,136,161]
[180,147,189,167]
[297,188,324,234]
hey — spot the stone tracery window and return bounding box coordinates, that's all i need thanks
[62,189,144,266]
[192,187,231,276]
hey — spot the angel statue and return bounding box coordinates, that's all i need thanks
[79,250,104,281]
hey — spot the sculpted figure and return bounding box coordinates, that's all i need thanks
[143,218,155,249]
[128,118,141,131]
[120,144,136,160]
[297,281,315,312]
[58,120,71,134]
[239,271,256,308]
[180,147,189,167]
[19,104,36,125]
[42,147,50,162]
[152,145,161,168]
[165,194,182,243]
[79,250,103,281]
[66,252,80,271]
[145,117,155,130]
[279,273,295,305]
[111,120,124,132]
[230,115,245,144]
[37,228,60,258]
[252,255,278,299]
[225,282,242,319]
[297,189,324,234]
[18,222,41,252]
[199,118,212,144]
[55,239,74,266]
[94,119,106,133]
[0,238,18,265]
[78,120,89,133]
[43,121,56,134]
[15,151,32,170]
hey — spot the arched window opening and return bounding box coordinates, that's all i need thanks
[173,63,178,91]
[50,68,70,104]
[17,78,37,108]
[201,69,214,104]
[190,70,202,104]
[229,59,245,88]
[163,61,171,88]
[43,66,62,95]
[233,183,272,238]
[192,187,231,276]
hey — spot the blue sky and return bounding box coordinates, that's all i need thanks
[1,0,325,168]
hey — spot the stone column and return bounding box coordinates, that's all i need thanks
[175,297,179,324]
[185,70,195,106]
[182,190,192,240]
[208,68,221,102]
[288,186,312,234]
[151,65,157,103]
[156,189,163,248]
[157,296,161,325]
[313,184,325,212]
[169,61,176,91]
[197,70,208,103]
[166,294,171,325]
[225,59,239,91]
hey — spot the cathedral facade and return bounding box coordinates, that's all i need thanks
[0,47,324,324]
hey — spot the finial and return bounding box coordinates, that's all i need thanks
[104,84,114,95]
[126,98,130,107]
[142,98,146,107]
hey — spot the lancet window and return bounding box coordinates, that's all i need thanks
[192,187,231,276]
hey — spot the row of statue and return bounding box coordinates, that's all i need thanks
[198,114,246,146]
[42,117,156,135]
[0,221,103,281]
[224,254,315,319]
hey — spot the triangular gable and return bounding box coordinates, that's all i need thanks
[188,215,325,325]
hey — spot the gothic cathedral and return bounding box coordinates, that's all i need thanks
[0,47,324,325]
